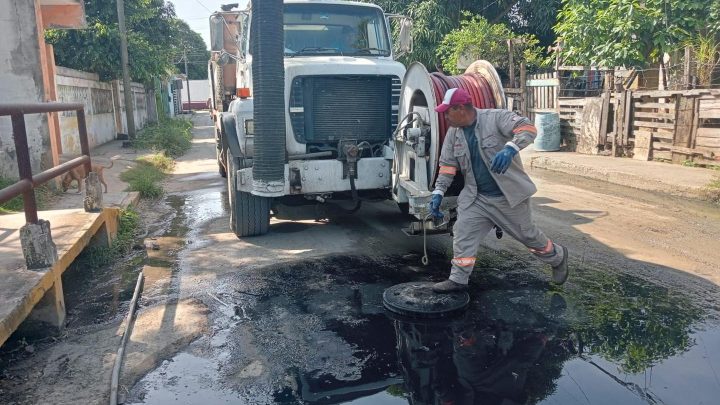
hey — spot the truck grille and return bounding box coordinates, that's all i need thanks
[290,75,399,144]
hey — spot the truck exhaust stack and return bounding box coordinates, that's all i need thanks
[251,0,286,197]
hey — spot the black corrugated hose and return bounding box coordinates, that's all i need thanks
[251,0,286,185]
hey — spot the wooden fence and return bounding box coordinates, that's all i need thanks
[555,89,720,164]
[504,75,720,165]
[613,89,720,164]
[505,66,609,154]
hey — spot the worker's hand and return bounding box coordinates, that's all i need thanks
[490,145,518,174]
[429,193,443,219]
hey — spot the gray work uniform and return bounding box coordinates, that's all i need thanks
[434,108,565,285]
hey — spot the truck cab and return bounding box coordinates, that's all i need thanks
[210,0,410,237]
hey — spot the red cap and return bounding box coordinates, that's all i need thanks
[435,88,472,113]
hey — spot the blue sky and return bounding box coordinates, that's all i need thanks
[171,0,249,49]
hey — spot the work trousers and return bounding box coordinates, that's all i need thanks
[449,195,565,285]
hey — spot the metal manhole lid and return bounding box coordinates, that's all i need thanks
[383,282,469,318]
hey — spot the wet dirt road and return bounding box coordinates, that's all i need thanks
[3,111,720,405]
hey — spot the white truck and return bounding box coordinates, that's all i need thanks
[209,0,411,237]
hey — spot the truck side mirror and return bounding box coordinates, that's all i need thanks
[387,15,413,57]
[210,14,225,52]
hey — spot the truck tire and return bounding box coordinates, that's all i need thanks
[227,154,270,237]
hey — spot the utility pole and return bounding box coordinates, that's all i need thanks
[116,0,136,139]
[183,47,192,112]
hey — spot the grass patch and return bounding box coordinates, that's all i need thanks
[133,118,193,158]
[75,208,141,268]
[0,177,56,214]
[121,117,190,199]
[139,153,174,172]
[120,155,171,199]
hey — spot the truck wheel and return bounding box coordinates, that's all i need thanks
[227,154,270,237]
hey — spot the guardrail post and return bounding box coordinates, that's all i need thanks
[20,219,58,270]
[10,113,58,269]
[77,109,102,211]
[11,113,38,224]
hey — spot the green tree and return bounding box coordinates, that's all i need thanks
[437,13,543,75]
[364,0,559,70]
[554,0,716,67]
[46,1,207,84]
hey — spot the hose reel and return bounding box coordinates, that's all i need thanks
[396,60,506,187]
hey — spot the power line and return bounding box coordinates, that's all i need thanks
[191,0,212,13]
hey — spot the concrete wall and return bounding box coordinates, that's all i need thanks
[0,0,49,178]
[55,67,116,154]
[111,80,149,135]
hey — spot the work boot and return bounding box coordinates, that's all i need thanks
[551,245,569,285]
[432,279,468,294]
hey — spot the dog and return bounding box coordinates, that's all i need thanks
[61,159,113,193]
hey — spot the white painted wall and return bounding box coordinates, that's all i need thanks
[182,80,211,103]
[55,67,117,154]
[0,0,49,178]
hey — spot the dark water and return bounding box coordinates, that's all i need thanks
[251,257,719,405]
[129,251,720,405]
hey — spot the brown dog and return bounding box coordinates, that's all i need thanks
[61,160,113,193]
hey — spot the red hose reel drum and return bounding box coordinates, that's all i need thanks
[397,60,506,187]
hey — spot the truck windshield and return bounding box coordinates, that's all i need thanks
[283,3,391,57]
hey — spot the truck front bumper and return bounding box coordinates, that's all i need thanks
[233,158,391,195]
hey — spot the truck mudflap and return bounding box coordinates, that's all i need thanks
[233,158,392,195]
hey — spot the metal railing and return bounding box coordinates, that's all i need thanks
[0,102,92,224]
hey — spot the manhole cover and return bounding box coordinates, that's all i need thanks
[383,282,469,318]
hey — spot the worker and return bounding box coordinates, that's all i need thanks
[429,87,569,293]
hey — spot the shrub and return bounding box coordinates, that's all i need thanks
[134,118,193,158]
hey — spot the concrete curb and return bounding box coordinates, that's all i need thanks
[115,191,140,210]
[527,155,712,201]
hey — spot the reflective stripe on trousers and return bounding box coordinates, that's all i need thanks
[449,195,564,285]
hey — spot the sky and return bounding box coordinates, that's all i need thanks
[171,0,249,50]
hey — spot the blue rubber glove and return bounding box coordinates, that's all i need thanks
[490,145,518,174]
[429,193,443,219]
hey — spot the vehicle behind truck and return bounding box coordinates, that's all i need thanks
[209,0,411,237]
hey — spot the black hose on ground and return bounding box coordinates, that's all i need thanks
[109,271,144,405]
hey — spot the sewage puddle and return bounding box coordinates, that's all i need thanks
[128,255,720,405]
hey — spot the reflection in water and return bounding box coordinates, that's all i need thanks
[567,270,704,374]
[385,268,709,405]
[390,293,570,405]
